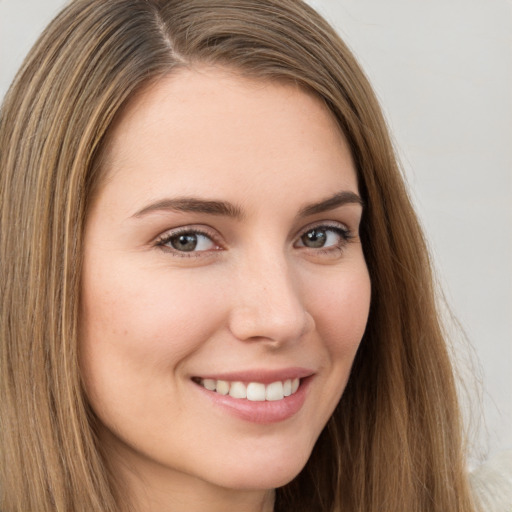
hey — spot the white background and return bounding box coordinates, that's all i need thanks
[1,0,510,463]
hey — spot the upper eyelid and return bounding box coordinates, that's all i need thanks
[156,219,348,236]
[155,225,220,242]
[293,220,350,239]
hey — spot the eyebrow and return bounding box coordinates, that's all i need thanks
[131,190,363,220]
[132,197,245,219]
[298,191,364,217]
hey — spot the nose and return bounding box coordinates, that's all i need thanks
[227,253,314,346]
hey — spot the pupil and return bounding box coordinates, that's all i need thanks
[303,229,326,248]
[171,233,197,252]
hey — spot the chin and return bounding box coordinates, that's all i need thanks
[203,444,312,491]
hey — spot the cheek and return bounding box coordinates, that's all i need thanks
[309,264,371,357]
[78,261,227,406]
[82,261,222,351]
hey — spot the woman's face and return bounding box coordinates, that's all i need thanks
[80,67,371,500]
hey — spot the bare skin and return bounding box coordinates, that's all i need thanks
[80,66,371,511]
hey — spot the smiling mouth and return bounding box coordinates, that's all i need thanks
[192,377,301,401]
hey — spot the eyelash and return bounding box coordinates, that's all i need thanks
[155,227,222,258]
[155,223,354,258]
[296,223,354,256]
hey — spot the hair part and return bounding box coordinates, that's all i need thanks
[0,1,477,511]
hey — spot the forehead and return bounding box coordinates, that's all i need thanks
[95,66,357,215]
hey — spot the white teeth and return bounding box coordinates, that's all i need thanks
[203,379,216,391]
[247,382,266,401]
[197,377,302,401]
[266,381,284,401]
[216,380,229,395]
[283,379,292,396]
[229,381,247,399]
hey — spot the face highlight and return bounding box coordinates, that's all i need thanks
[79,67,371,509]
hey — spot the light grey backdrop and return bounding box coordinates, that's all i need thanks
[1,0,511,462]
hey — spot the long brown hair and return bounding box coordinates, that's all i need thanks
[0,1,477,510]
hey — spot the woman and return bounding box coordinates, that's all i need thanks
[0,0,478,511]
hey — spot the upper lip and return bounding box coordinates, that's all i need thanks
[192,367,314,384]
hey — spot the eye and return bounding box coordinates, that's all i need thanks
[156,228,219,254]
[296,225,350,250]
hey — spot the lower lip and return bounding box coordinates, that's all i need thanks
[193,377,312,424]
